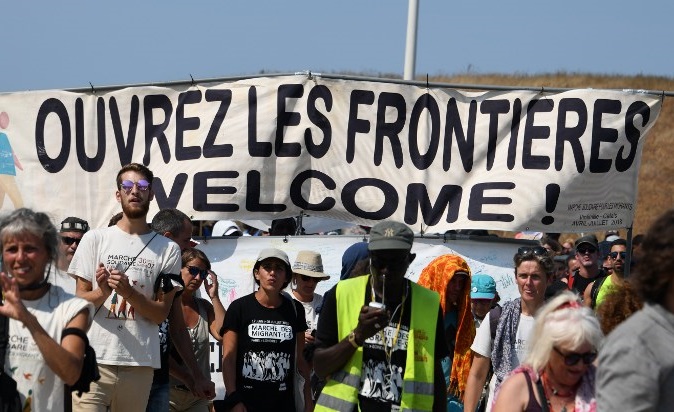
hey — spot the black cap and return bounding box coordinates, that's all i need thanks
[574,234,598,249]
[60,217,89,233]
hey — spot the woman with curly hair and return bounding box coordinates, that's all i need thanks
[417,254,476,411]
[595,281,643,335]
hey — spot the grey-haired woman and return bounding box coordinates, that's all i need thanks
[0,208,93,411]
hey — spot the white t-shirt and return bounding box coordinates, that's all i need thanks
[5,286,93,412]
[291,291,323,332]
[470,311,535,412]
[68,226,181,368]
[48,266,77,295]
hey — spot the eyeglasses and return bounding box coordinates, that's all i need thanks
[553,347,597,366]
[187,266,209,280]
[300,275,321,283]
[576,246,597,255]
[119,179,151,193]
[609,251,627,260]
[61,236,82,246]
[517,246,549,257]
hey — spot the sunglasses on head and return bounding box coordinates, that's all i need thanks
[609,251,627,260]
[300,274,321,283]
[576,245,597,255]
[517,246,549,257]
[61,236,82,246]
[187,266,209,280]
[553,347,597,366]
[119,179,151,193]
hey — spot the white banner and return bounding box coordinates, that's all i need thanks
[0,75,661,232]
[199,235,530,397]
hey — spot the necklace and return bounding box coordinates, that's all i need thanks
[541,372,576,412]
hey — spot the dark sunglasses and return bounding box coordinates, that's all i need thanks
[517,246,549,257]
[187,266,209,280]
[609,251,627,260]
[119,179,151,193]
[300,275,321,283]
[553,347,597,366]
[576,246,597,255]
[61,236,82,246]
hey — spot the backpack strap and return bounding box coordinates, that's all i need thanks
[590,276,608,309]
[489,304,503,341]
[153,272,185,295]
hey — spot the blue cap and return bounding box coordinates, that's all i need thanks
[471,274,496,299]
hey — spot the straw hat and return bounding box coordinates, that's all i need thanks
[292,250,330,279]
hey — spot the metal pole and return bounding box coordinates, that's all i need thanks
[403,0,419,80]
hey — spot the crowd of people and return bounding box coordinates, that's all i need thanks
[1,161,672,412]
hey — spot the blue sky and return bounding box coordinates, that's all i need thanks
[3,1,672,93]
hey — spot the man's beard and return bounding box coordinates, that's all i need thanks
[122,199,150,219]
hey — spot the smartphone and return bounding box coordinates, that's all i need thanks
[368,301,386,310]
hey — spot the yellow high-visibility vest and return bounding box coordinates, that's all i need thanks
[315,275,440,412]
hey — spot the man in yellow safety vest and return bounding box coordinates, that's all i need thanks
[313,220,447,412]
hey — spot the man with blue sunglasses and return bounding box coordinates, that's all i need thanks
[584,238,628,309]
[69,163,183,412]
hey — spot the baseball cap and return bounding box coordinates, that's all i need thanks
[471,274,497,300]
[574,234,598,249]
[368,221,414,251]
[605,235,620,242]
[60,217,89,233]
[255,248,291,270]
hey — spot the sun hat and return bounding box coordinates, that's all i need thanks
[293,250,330,279]
[212,220,243,237]
[368,221,414,251]
[471,274,497,300]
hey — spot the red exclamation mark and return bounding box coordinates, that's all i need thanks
[542,184,560,225]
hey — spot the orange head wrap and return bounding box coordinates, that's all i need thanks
[417,254,476,400]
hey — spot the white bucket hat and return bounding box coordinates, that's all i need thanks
[292,250,330,279]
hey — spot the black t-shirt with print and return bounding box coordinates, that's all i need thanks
[221,293,307,412]
[316,278,447,412]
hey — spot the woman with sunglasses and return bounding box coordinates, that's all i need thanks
[289,250,331,407]
[169,248,225,412]
[463,246,554,412]
[221,248,311,412]
[492,291,603,411]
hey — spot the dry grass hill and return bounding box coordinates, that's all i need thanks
[417,73,673,241]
